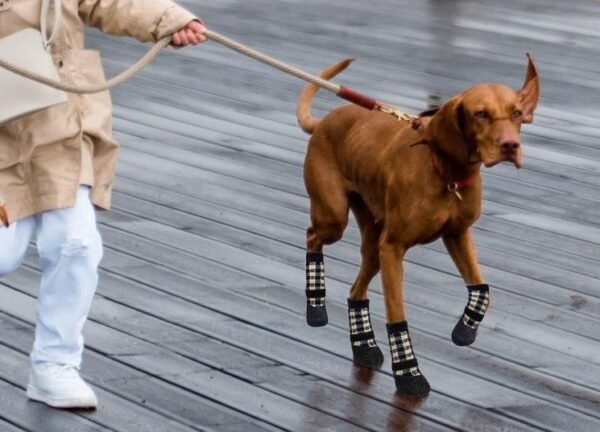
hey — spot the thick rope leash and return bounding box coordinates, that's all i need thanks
[0,30,418,121]
[206,31,418,122]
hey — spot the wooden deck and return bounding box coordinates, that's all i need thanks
[2,0,600,430]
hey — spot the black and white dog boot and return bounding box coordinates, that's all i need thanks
[306,252,328,327]
[452,284,490,346]
[348,298,384,369]
[387,321,430,397]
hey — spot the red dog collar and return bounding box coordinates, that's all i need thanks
[429,151,479,201]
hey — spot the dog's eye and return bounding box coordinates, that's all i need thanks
[474,110,489,119]
[512,110,523,119]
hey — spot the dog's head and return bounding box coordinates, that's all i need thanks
[424,55,540,169]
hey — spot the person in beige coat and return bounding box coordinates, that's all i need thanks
[0,0,206,409]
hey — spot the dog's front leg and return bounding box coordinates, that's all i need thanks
[379,234,430,397]
[443,230,490,346]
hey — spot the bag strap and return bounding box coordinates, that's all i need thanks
[41,0,62,49]
[0,36,172,94]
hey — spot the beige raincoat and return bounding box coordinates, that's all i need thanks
[0,0,197,223]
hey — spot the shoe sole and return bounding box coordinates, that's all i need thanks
[27,385,97,409]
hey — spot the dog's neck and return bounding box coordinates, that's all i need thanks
[428,147,481,187]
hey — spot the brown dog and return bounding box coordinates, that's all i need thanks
[298,56,540,396]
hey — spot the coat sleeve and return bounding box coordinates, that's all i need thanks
[78,0,199,42]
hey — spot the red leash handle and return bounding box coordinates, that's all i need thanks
[206,30,415,119]
[337,86,419,125]
[338,86,380,110]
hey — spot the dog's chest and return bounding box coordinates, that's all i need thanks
[445,211,478,233]
[443,200,481,233]
[412,199,480,244]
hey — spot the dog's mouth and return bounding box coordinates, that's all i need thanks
[477,147,522,170]
[483,157,522,169]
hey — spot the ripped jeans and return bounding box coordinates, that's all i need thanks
[0,186,103,367]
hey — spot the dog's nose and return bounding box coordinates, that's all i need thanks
[500,141,520,154]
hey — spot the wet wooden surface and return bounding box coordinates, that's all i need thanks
[2,0,600,430]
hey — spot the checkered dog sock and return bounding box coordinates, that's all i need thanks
[347,299,383,369]
[306,252,328,327]
[452,284,490,346]
[386,321,430,396]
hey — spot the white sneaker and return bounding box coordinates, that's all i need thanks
[27,363,98,409]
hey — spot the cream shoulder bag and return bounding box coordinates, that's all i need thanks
[0,0,68,126]
[0,0,170,227]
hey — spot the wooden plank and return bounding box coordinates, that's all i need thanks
[99,181,600,366]
[81,219,600,418]
[0,418,27,432]
[112,147,600,305]
[113,141,600,305]
[2,0,600,430]
[0,319,278,432]
[14,216,600,428]
[0,286,279,432]
[0,377,105,432]
[106,98,600,245]
[111,177,600,325]
[109,93,600,230]
[110,103,600,233]
[106,189,600,349]
[108,104,600,246]
[90,12,600,147]
[1,268,539,432]
[0,333,210,432]
[93,224,600,392]
[0,282,388,432]
[91,9,600,112]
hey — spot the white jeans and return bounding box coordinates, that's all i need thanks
[0,186,102,367]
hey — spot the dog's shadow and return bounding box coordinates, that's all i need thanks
[386,393,427,432]
[300,366,425,432]
[352,364,378,387]
[352,367,427,432]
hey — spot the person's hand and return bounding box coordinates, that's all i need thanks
[172,20,207,46]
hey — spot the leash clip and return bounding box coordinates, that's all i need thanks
[378,105,419,124]
[447,183,463,201]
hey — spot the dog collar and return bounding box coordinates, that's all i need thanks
[429,151,480,201]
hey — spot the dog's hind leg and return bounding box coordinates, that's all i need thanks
[349,196,382,301]
[443,230,490,346]
[347,196,384,369]
[304,167,349,327]
[305,235,328,327]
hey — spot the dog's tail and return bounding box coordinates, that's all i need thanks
[297,58,354,135]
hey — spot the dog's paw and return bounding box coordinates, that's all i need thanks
[352,345,384,369]
[394,374,431,397]
[306,303,328,327]
[451,318,478,346]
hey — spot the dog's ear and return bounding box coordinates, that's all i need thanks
[519,53,540,124]
[424,95,469,163]
[426,96,465,140]
[419,106,441,118]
